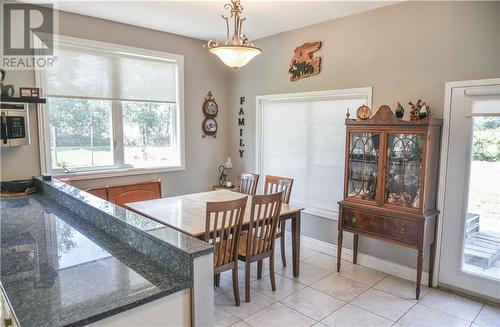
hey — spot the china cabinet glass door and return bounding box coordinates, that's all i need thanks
[347,132,380,202]
[384,133,425,209]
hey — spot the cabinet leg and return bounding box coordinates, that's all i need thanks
[429,242,435,288]
[215,273,220,287]
[337,230,343,272]
[416,250,423,300]
[353,234,359,264]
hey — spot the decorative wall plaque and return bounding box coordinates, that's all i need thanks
[288,41,322,81]
[202,91,218,138]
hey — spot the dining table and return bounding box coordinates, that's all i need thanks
[126,189,304,277]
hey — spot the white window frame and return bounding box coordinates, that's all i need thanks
[255,87,373,220]
[35,35,185,180]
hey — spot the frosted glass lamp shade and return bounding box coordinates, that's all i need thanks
[209,45,261,68]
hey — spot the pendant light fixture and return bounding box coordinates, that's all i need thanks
[206,0,261,69]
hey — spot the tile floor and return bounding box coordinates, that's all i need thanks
[214,237,500,327]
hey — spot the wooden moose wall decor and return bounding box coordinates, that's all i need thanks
[288,41,322,81]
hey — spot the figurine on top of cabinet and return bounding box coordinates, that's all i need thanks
[419,103,431,119]
[408,99,432,121]
[395,102,405,119]
[408,100,422,121]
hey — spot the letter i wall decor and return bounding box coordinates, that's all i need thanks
[238,97,245,158]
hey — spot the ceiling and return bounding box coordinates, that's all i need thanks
[47,1,399,41]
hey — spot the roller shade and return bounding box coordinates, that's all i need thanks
[465,86,500,117]
[43,46,178,103]
[260,95,368,219]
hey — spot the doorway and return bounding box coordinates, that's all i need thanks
[438,79,500,302]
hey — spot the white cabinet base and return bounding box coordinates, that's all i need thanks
[88,289,191,327]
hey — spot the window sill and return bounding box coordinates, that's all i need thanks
[47,165,185,181]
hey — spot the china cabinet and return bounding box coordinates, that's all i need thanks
[337,105,442,299]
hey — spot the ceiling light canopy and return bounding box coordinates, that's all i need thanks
[206,0,261,69]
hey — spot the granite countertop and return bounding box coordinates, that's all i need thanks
[1,194,191,327]
[38,178,213,259]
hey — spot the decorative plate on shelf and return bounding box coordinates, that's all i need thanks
[356,105,371,120]
[203,92,218,117]
[202,117,218,136]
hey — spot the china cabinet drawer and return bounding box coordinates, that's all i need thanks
[343,210,378,233]
[398,219,418,245]
[342,210,417,246]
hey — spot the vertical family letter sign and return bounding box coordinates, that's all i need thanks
[238,97,245,158]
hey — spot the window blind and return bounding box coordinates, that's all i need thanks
[260,96,368,218]
[466,86,500,117]
[43,46,178,103]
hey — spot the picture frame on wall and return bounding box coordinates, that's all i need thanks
[19,87,41,98]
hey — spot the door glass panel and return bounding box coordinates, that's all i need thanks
[347,132,380,201]
[462,116,500,280]
[385,133,424,208]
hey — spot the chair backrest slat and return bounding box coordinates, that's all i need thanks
[237,172,259,196]
[264,175,294,204]
[205,196,248,268]
[246,191,283,257]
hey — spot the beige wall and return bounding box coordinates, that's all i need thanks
[0,10,233,196]
[229,1,500,268]
[2,1,499,270]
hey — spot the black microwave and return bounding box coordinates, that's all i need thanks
[0,103,30,147]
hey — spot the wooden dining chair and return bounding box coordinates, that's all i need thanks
[204,196,248,306]
[236,172,260,196]
[238,191,283,303]
[263,175,294,269]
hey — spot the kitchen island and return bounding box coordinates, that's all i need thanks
[0,178,214,327]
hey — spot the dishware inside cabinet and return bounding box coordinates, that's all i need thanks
[384,133,425,209]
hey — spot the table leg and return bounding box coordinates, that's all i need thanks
[353,234,359,264]
[291,212,301,277]
[416,250,423,300]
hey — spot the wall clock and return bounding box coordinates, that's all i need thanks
[202,91,218,138]
[356,105,371,120]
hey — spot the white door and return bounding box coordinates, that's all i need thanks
[439,79,500,301]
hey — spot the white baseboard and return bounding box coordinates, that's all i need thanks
[300,234,430,285]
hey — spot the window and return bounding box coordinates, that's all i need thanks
[37,37,184,176]
[256,88,372,220]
